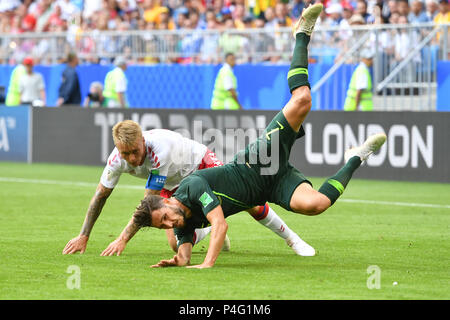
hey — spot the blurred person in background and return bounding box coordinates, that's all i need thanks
[249,0,276,19]
[5,56,26,106]
[344,48,374,111]
[425,0,439,20]
[274,2,292,27]
[356,0,375,23]
[19,57,46,107]
[57,52,81,106]
[434,0,450,24]
[103,56,128,108]
[433,0,450,51]
[396,0,410,17]
[408,0,431,23]
[291,0,312,19]
[211,52,243,110]
[83,81,106,107]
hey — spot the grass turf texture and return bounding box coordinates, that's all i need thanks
[0,162,449,300]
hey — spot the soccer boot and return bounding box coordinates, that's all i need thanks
[292,3,323,38]
[286,235,316,256]
[344,133,387,163]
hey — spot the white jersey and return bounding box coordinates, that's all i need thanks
[100,129,208,191]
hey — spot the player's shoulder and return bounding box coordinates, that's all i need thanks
[105,147,124,169]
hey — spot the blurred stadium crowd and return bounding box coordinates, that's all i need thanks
[0,0,448,65]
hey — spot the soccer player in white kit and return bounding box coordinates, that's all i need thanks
[63,120,315,257]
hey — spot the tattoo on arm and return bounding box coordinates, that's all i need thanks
[80,185,113,236]
[119,218,141,242]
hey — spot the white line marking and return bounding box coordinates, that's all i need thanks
[0,177,142,190]
[1,176,449,209]
[339,199,450,209]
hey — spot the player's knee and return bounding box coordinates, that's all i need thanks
[291,87,312,115]
[291,197,328,216]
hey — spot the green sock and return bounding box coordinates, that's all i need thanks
[318,156,362,205]
[287,33,311,93]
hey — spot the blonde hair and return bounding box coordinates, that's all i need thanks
[112,120,143,146]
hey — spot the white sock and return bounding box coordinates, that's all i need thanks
[257,206,295,240]
[193,226,211,245]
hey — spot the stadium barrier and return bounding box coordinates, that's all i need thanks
[0,63,353,110]
[1,106,448,183]
[1,23,448,111]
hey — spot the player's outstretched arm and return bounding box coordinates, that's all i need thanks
[62,183,113,254]
[100,188,161,256]
[187,206,228,269]
[151,243,192,268]
[100,217,141,256]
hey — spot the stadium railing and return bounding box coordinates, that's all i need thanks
[0,23,448,111]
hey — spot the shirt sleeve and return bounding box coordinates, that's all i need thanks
[145,169,167,191]
[115,76,127,93]
[37,74,45,90]
[222,74,235,91]
[185,175,221,217]
[99,151,123,189]
[173,227,195,247]
[355,68,369,90]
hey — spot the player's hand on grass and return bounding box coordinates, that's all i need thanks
[101,239,127,256]
[150,255,186,268]
[62,235,88,254]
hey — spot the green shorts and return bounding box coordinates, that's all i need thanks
[234,110,311,211]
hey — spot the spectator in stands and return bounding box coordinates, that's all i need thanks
[425,0,439,20]
[200,19,220,63]
[355,0,375,23]
[434,0,450,24]
[326,2,343,27]
[274,2,292,27]
[233,3,247,29]
[19,57,46,107]
[396,0,410,17]
[57,52,81,106]
[291,0,312,19]
[103,56,128,108]
[339,4,354,42]
[263,6,277,30]
[5,57,26,106]
[218,17,247,56]
[408,0,431,23]
[434,0,450,49]
[250,0,276,19]
[84,81,106,107]
[210,52,242,110]
[382,0,398,21]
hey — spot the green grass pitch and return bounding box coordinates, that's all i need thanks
[0,162,449,300]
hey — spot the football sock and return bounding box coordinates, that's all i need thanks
[318,156,362,205]
[288,33,311,93]
[253,204,293,240]
[193,226,211,245]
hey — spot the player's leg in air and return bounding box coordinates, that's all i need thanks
[281,3,387,216]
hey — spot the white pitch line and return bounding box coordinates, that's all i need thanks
[339,199,450,209]
[0,176,142,190]
[1,176,449,209]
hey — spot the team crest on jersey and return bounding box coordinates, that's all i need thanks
[199,192,213,208]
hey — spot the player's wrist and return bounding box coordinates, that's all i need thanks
[78,234,89,240]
